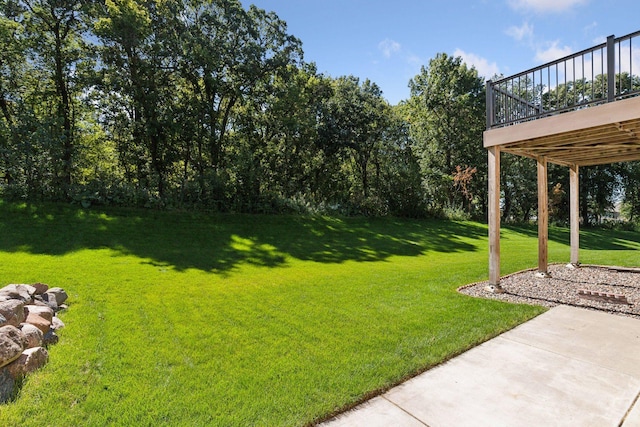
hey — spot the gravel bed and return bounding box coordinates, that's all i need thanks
[459,264,640,319]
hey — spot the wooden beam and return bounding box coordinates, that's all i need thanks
[570,164,579,265]
[537,156,549,275]
[484,96,640,148]
[488,146,501,286]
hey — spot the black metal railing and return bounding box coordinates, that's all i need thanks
[486,30,640,129]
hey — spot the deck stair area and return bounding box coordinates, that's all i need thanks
[484,30,640,288]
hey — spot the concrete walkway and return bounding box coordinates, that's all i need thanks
[321,306,640,427]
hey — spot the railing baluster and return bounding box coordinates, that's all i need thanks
[607,35,615,101]
[487,30,640,128]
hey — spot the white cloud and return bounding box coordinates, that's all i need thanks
[506,22,534,42]
[535,41,573,63]
[454,49,500,79]
[378,38,401,59]
[508,0,588,13]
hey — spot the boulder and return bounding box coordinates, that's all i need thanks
[6,347,49,378]
[25,305,53,323]
[42,330,58,346]
[24,313,52,335]
[0,284,35,303]
[31,295,54,310]
[51,316,65,331]
[0,367,16,403]
[31,283,49,295]
[0,325,27,368]
[24,306,54,334]
[39,293,59,311]
[45,288,68,306]
[0,300,26,327]
[19,323,44,349]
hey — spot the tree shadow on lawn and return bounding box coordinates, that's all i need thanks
[503,223,640,251]
[0,202,488,274]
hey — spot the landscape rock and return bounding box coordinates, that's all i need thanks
[24,305,54,334]
[24,313,51,335]
[0,284,36,303]
[40,293,59,311]
[19,323,43,349]
[0,325,27,368]
[0,282,67,404]
[51,316,65,331]
[31,283,49,295]
[0,300,26,327]
[6,347,48,378]
[42,330,58,346]
[0,367,16,403]
[25,305,54,322]
[45,288,68,306]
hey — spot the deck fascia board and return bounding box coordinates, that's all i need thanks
[483,96,640,149]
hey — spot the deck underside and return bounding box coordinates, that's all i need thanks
[484,96,640,166]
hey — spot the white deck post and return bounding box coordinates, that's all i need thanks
[537,156,549,276]
[570,164,580,266]
[488,146,501,288]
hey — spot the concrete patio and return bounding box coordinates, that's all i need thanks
[321,306,640,426]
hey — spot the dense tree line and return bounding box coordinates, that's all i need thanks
[0,0,638,223]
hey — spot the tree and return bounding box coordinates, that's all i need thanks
[621,161,640,223]
[0,1,26,186]
[176,0,302,204]
[230,63,332,210]
[580,164,621,226]
[22,0,90,192]
[407,53,486,215]
[318,76,393,212]
[95,0,183,200]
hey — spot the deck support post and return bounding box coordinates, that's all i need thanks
[569,164,580,266]
[537,156,549,277]
[488,146,502,289]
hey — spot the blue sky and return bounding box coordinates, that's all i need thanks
[246,0,640,105]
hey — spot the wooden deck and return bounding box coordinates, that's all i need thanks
[483,95,640,287]
[484,30,640,288]
[484,96,640,167]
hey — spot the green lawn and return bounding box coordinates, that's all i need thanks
[0,202,638,426]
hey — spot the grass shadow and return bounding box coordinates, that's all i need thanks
[0,201,487,274]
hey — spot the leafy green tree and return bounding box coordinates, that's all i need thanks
[318,76,392,209]
[0,1,25,186]
[177,0,302,204]
[0,0,93,199]
[579,164,621,226]
[229,63,332,210]
[378,103,425,217]
[22,0,91,192]
[621,161,640,223]
[95,0,183,200]
[407,53,486,215]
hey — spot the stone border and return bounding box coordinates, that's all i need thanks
[0,283,67,403]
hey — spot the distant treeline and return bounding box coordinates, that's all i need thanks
[1,0,639,224]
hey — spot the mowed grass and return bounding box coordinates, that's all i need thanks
[0,202,638,426]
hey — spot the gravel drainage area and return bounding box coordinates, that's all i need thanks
[459,264,640,319]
